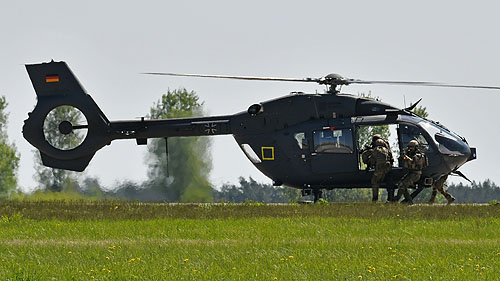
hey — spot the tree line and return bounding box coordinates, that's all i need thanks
[1,91,499,203]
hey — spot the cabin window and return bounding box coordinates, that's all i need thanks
[294,132,308,150]
[399,124,432,152]
[356,124,399,170]
[313,128,353,153]
[241,144,262,164]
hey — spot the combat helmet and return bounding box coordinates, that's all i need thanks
[372,134,382,143]
[374,138,386,147]
[407,140,419,148]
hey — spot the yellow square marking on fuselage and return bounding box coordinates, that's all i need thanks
[261,147,275,160]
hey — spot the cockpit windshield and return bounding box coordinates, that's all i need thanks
[418,119,469,155]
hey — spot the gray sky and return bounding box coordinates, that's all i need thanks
[2,1,500,191]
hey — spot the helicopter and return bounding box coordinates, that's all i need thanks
[24,60,498,202]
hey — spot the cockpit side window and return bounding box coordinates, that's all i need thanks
[399,124,432,152]
[419,120,470,155]
[294,132,308,150]
[313,128,353,153]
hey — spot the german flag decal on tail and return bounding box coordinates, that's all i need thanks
[45,74,59,83]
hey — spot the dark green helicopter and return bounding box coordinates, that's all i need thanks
[25,61,497,202]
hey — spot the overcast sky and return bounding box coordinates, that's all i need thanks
[2,1,500,191]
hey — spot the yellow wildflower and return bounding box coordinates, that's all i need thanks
[67,251,72,254]
[288,256,294,259]
[184,258,189,263]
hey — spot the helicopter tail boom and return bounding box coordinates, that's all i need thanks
[24,61,234,172]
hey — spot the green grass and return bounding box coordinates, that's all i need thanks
[1,201,499,280]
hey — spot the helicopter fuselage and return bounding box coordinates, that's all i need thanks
[24,61,475,191]
[229,93,474,189]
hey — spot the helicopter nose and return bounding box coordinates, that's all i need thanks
[441,139,472,170]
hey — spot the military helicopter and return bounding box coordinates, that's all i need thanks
[25,61,497,202]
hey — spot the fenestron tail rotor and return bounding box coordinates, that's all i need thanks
[43,105,88,151]
[144,72,500,93]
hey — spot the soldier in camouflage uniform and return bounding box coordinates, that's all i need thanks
[395,140,427,204]
[361,134,393,202]
[429,174,455,204]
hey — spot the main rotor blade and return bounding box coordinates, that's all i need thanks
[345,79,500,90]
[143,72,321,83]
[144,71,500,91]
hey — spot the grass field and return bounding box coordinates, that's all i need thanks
[1,201,500,280]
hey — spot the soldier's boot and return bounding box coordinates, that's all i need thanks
[402,189,413,205]
[394,189,402,202]
[372,186,379,202]
[429,190,437,204]
[445,194,455,204]
[395,188,412,204]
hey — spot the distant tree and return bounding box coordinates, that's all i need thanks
[447,179,500,203]
[33,105,84,192]
[78,177,105,198]
[214,177,291,203]
[323,188,372,202]
[412,105,429,118]
[277,186,301,203]
[145,88,213,202]
[0,96,20,198]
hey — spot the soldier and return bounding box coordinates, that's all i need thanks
[429,174,455,204]
[369,138,393,202]
[361,134,393,202]
[395,140,427,204]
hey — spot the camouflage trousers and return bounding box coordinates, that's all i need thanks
[429,174,454,203]
[395,171,421,202]
[371,163,391,201]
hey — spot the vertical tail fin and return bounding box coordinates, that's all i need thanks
[24,61,111,171]
[26,60,88,98]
